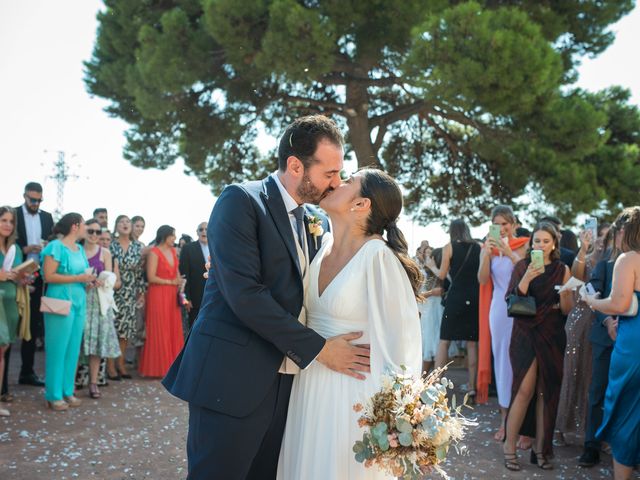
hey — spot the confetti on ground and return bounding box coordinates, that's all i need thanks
[0,349,637,479]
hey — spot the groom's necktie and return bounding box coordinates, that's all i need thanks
[291,206,306,250]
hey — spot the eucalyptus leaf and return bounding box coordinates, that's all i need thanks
[399,432,413,447]
[396,418,413,434]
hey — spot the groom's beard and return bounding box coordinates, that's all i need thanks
[297,172,332,205]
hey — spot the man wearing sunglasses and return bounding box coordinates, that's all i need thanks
[178,222,209,329]
[12,182,53,387]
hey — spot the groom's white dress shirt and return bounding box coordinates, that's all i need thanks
[272,173,310,374]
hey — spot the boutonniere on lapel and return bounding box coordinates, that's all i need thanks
[307,215,324,249]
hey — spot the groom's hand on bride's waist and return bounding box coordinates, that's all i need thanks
[316,332,371,380]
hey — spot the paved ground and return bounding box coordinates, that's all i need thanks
[0,346,638,479]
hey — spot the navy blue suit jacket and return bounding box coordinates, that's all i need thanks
[163,176,328,417]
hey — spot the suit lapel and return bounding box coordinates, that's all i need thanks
[39,212,46,239]
[16,206,26,246]
[261,177,302,278]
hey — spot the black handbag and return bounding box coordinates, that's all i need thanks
[506,293,537,317]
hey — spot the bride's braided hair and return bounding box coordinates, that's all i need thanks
[359,169,424,300]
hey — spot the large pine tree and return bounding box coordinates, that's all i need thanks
[86,0,639,223]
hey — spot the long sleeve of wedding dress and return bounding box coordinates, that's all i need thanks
[365,245,423,377]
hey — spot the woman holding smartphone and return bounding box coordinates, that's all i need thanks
[582,206,640,480]
[477,205,528,440]
[502,222,574,471]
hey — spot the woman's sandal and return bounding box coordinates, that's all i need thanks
[531,450,553,470]
[89,383,101,399]
[504,452,521,471]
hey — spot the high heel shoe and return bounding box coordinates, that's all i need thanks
[531,450,553,470]
[89,383,101,399]
[64,395,82,408]
[107,372,121,381]
[503,451,521,471]
[46,400,69,411]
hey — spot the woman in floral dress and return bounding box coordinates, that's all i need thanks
[108,215,145,379]
[77,219,121,398]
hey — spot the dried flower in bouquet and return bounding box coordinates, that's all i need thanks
[353,365,477,479]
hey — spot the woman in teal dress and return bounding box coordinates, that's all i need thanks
[41,213,96,411]
[0,206,24,417]
[584,206,640,480]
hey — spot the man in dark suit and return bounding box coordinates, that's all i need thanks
[14,182,54,386]
[179,222,209,329]
[163,115,370,480]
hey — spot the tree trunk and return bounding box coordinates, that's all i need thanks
[345,81,381,169]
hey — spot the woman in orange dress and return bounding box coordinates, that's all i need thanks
[139,225,184,378]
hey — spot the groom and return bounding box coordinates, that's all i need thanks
[163,115,371,479]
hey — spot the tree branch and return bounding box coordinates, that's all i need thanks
[282,94,345,114]
[371,101,429,128]
[372,123,387,153]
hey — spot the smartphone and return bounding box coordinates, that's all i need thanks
[584,217,598,242]
[531,250,544,269]
[585,283,596,296]
[489,225,501,242]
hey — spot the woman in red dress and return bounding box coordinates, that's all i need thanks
[139,225,184,377]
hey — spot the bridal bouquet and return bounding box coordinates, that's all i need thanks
[352,366,476,479]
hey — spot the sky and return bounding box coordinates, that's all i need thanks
[1,1,639,250]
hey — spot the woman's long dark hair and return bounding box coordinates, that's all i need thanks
[155,225,175,246]
[449,218,473,243]
[560,229,579,253]
[53,213,83,237]
[359,169,423,299]
[431,247,443,269]
[529,221,561,262]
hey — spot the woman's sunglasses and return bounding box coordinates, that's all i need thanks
[87,228,101,235]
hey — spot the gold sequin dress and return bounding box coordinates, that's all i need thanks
[556,261,594,436]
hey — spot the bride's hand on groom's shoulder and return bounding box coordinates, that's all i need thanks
[317,332,371,381]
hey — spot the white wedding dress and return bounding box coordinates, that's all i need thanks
[277,236,422,480]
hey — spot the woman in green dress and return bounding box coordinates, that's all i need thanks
[0,206,24,417]
[41,213,96,411]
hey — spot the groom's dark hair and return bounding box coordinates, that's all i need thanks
[278,115,344,171]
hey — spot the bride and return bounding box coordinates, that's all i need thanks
[277,168,423,479]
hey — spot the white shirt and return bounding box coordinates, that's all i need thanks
[271,172,304,248]
[22,204,42,264]
[271,173,317,372]
[199,240,209,263]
